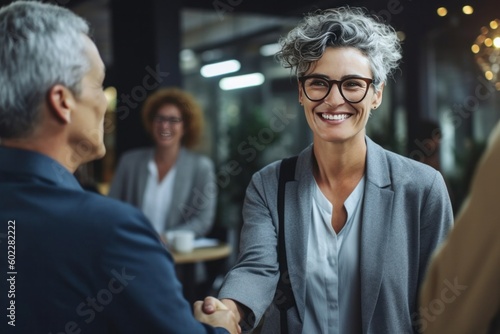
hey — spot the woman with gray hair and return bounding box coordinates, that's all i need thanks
[206,6,453,334]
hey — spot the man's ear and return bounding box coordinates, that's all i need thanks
[47,84,76,124]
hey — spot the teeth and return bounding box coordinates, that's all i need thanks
[160,132,171,137]
[321,113,350,120]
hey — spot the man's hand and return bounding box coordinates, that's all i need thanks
[194,296,241,334]
[202,298,244,323]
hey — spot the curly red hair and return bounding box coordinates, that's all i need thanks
[141,87,204,149]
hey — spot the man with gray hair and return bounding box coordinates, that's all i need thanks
[0,2,239,333]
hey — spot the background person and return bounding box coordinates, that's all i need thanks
[0,2,238,333]
[411,119,456,212]
[419,120,500,334]
[206,7,453,333]
[109,87,217,239]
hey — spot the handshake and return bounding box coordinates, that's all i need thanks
[194,297,243,334]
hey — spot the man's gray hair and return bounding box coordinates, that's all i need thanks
[0,1,90,139]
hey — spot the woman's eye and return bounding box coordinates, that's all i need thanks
[344,80,364,88]
[311,80,327,87]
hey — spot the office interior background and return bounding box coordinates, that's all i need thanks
[3,0,499,246]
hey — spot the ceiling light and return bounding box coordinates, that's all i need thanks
[260,43,281,57]
[494,37,500,49]
[180,49,196,62]
[219,73,265,90]
[200,60,241,78]
[437,7,447,17]
[180,49,198,71]
[201,49,224,62]
[462,5,474,15]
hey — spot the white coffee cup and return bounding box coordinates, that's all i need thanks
[171,230,195,253]
[164,231,176,245]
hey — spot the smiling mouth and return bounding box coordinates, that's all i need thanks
[320,113,352,121]
[160,132,172,137]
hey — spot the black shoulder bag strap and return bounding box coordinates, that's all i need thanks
[275,155,298,334]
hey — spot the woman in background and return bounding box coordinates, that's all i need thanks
[109,87,217,238]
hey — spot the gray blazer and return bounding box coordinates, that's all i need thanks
[218,137,453,333]
[108,147,217,237]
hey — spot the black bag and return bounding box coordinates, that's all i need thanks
[273,156,298,334]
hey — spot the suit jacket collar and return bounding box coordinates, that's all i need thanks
[0,146,83,191]
[284,136,394,329]
[360,137,394,331]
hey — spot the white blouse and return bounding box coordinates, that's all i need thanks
[141,159,177,234]
[302,176,365,334]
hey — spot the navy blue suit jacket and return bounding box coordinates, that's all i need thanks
[0,147,228,334]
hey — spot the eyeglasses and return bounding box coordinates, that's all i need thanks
[153,115,183,125]
[298,75,374,103]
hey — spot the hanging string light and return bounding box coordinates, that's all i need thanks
[472,19,500,91]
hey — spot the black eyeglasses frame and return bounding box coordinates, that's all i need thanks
[298,75,374,103]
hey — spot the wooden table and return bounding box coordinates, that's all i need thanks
[172,243,232,264]
[171,243,232,304]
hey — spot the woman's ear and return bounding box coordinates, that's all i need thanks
[372,82,385,110]
[47,84,76,124]
[298,79,304,106]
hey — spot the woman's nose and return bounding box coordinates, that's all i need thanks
[323,83,345,106]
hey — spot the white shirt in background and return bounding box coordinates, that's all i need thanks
[141,159,177,234]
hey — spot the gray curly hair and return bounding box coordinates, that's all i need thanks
[276,7,402,89]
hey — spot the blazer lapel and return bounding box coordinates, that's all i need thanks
[136,149,153,209]
[165,148,191,230]
[360,137,394,331]
[280,141,394,327]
